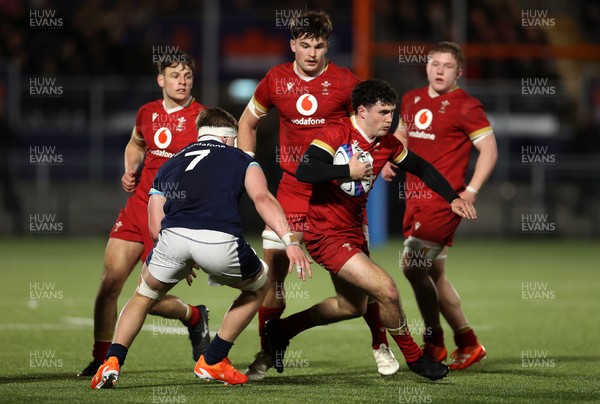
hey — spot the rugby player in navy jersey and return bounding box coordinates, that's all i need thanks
[91,108,311,388]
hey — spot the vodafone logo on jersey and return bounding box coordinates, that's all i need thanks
[296,94,318,116]
[154,127,173,149]
[414,109,433,130]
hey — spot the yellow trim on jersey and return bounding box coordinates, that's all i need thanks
[311,139,335,156]
[252,96,269,116]
[393,148,408,164]
[469,126,493,141]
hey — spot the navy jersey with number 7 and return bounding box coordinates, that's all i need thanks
[149,137,259,236]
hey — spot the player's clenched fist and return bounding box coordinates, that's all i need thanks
[121,170,136,192]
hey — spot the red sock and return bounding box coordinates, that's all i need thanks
[182,305,201,328]
[258,305,285,350]
[423,325,444,346]
[279,309,316,340]
[363,301,389,349]
[92,340,111,363]
[454,327,478,348]
[388,329,422,363]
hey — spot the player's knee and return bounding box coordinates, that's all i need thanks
[402,236,443,275]
[136,276,167,301]
[97,274,127,299]
[382,285,400,305]
[262,230,287,251]
[239,260,270,293]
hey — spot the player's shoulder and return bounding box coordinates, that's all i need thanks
[453,88,481,104]
[453,88,485,109]
[189,99,206,112]
[324,61,360,83]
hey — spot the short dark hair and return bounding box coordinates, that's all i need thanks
[351,79,398,111]
[428,41,464,69]
[195,107,238,132]
[156,50,196,74]
[290,11,333,41]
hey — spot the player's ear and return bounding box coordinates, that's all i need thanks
[156,73,164,89]
[357,105,367,119]
[456,67,463,81]
[290,39,296,53]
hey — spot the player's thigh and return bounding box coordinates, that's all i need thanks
[429,247,449,283]
[104,238,144,280]
[337,253,396,299]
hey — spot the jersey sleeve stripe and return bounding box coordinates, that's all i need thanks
[311,139,335,156]
[393,148,408,164]
[248,96,269,119]
[469,126,493,141]
[247,161,262,170]
[149,188,163,196]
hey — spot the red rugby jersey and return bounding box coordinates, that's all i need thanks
[400,87,492,205]
[133,98,205,202]
[251,61,360,180]
[307,116,407,233]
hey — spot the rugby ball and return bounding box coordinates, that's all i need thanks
[333,143,374,196]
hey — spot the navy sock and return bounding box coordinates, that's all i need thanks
[204,334,233,365]
[106,343,128,367]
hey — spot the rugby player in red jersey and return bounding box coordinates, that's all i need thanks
[237,11,398,379]
[79,51,210,377]
[386,42,497,370]
[264,79,476,381]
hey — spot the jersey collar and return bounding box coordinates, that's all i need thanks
[162,96,194,114]
[293,60,329,82]
[198,135,223,143]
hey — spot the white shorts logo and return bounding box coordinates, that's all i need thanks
[414,109,433,130]
[154,127,173,149]
[296,94,318,116]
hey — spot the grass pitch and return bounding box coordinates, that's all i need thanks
[0,237,599,403]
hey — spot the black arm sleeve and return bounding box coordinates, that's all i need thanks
[296,145,350,184]
[397,150,460,204]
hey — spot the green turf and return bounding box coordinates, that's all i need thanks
[0,237,599,403]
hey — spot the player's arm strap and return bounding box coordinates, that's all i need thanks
[296,144,350,183]
[397,151,459,204]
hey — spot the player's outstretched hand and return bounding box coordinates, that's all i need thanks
[450,198,477,219]
[121,170,137,192]
[286,246,313,281]
[381,161,398,182]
